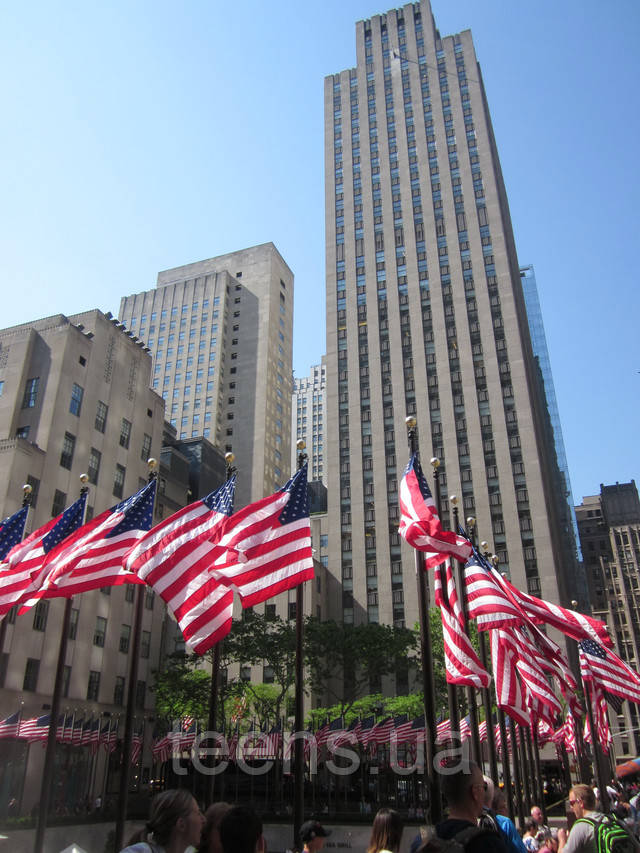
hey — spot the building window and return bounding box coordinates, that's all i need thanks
[60,432,76,470]
[23,658,40,692]
[125,585,135,603]
[87,670,101,701]
[120,624,131,653]
[141,630,151,659]
[113,464,126,499]
[68,607,79,640]
[135,680,146,710]
[88,448,101,485]
[95,401,108,433]
[240,666,251,682]
[145,588,154,610]
[22,377,39,409]
[32,600,49,631]
[141,433,152,461]
[119,418,132,449]
[114,676,125,706]
[51,489,67,517]
[69,383,84,416]
[94,616,107,647]
[16,425,30,439]
[62,665,71,698]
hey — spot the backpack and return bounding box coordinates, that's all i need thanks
[415,824,493,853]
[575,814,639,853]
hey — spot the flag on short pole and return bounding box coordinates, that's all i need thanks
[0,505,29,561]
[210,464,314,607]
[398,454,472,568]
[125,477,237,655]
[0,711,21,739]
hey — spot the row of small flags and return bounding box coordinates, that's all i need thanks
[143,711,582,765]
[0,712,121,752]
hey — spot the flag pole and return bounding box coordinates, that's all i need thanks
[531,726,547,823]
[206,452,236,806]
[582,679,610,813]
[34,473,89,853]
[0,484,33,659]
[508,716,525,830]
[519,724,532,815]
[467,520,499,786]
[406,417,441,823]
[293,439,307,851]
[114,458,158,852]
[451,497,481,766]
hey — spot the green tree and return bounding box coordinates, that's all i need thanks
[303,618,418,714]
[150,653,211,727]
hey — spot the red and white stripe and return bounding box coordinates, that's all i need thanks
[490,629,529,727]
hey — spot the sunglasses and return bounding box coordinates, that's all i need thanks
[569,799,580,806]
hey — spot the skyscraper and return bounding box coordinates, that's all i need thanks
[576,482,640,757]
[119,243,294,509]
[292,358,327,484]
[324,1,578,650]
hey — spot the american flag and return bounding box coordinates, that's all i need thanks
[210,464,314,607]
[563,710,577,755]
[81,718,94,746]
[20,482,156,611]
[463,553,525,630]
[459,716,471,742]
[0,493,87,619]
[392,715,414,745]
[358,716,376,748]
[583,685,612,749]
[333,718,359,748]
[398,455,472,568]
[478,720,488,743]
[72,717,84,746]
[131,731,143,765]
[322,716,346,749]
[435,561,490,689]
[579,638,640,702]
[537,719,554,745]
[490,629,530,727]
[20,714,51,741]
[436,718,451,742]
[125,477,237,655]
[0,505,29,561]
[61,714,75,745]
[0,711,21,738]
[368,717,394,746]
[499,576,611,648]
[179,719,197,752]
[88,719,101,753]
[152,732,178,764]
[100,719,118,752]
[498,628,562,723]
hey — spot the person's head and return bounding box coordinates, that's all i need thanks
[531,806,543,825]
[492,789,507,816]
[524,819,538,837]
[441,760,485,819]
[569,785,596,819]
[300,819,331,852]
[144,789,204,849]
[367,808,403,853]
[198,802,232,853]
[219,805,264,853]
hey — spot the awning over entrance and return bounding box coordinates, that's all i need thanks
[616,758,640,778]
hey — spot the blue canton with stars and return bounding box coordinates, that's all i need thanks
[107,479,156,538]
[278,463,310,524]
[42,492,88,554]
[580,638,607,659]
[405,453,434,502]
[202,474,236,516]
[0,505,29,560]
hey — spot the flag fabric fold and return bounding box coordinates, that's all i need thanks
[579,638,640,703]
[398,454,472,568]
[0,505,29,561]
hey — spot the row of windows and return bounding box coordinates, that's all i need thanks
[19,656,147,707]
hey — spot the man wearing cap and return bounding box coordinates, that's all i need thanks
[300,819,331,853]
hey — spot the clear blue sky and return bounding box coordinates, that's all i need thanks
[1,0,638,502]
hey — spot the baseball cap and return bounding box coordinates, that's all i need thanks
[300,820,332,843]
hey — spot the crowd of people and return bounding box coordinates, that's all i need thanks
[119,767,640,853]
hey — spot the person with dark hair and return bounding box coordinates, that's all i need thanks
[197,802,232,853]
[418,760,507,853]
[557,784,603,853]
[300,819,331,853]
[523,819,540,852]
[219,804,264,853]
[120,788,205,852]
[367,808,403,853]
[492,788,527,853]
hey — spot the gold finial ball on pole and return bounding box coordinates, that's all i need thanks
[480,540,489,553]
[22,483,33,497]
[147,457,158,473]
[430,457,440,470]
[296,439,306,452]
[450,495,458,506]
[225,452,235,466]
[405,415,417,429]
[466,516,476,529]
[491,555,499,567]
[571,600,578,609]
[79,473,89,485]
